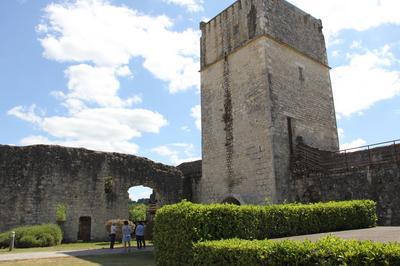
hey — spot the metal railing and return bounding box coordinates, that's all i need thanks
[295,139,400,172]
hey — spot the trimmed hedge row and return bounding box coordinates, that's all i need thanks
[0,224,63,248]
[154,200,376,265]
[193,236,400,265]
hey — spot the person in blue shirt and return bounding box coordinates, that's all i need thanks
[135,221,146,249]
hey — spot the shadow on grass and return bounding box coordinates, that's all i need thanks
[0,250,155,266]
[77,252,155,266]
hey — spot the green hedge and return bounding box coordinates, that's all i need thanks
[193,236,400,265]
[153,200,376,265]
[0,224,63,248]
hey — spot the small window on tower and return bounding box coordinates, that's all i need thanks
[298,66,305,82]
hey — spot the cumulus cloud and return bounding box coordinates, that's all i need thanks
[128,186,153,201]
[37,0,200,93]
[180,126,190,132]
[288,0,400,43]
[10,0,207,154]
[338,128,344,139]
[7,105,43,124]
[340,138,367,151]
[162,0,204,12]
[191,105,201,130]
[10,107,167,154]
[152,143,200,165]
[331,45,400,118]
[64,64,134,108]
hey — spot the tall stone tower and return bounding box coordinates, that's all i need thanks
[199,0,339,205]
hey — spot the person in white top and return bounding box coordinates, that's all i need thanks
[109,223,117,249]
[122,220,132,252]
[135,221,146,249]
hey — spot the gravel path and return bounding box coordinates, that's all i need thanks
[272,226,400,243]
[0,246,153,262]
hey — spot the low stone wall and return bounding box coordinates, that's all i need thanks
[291,143,400,225]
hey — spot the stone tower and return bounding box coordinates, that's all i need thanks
[199,0,339,205]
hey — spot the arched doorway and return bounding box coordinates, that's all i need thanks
[127,185,155,222]
[127,185,160,240]
[222,196,241,205]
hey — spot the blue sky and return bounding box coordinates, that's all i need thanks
[1,0,400,200]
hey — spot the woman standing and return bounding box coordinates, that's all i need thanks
[122,220,132,252]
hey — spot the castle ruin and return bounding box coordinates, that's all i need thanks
[1,0,399,241]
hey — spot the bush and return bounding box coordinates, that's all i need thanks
[129,203,147,222]
[105,219,135,242]
[153,200,376,265]
[55,204,67,223]
[0,224,63,248]
[193,236,400,265]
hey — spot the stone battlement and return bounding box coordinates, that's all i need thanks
[200,0,327,69]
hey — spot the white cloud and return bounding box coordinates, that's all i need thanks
[128,186,153,201]
[162,0,204,12]
[350,41,363,50]
[65,64,134,108]
[180,125,190,132]
[288,0,400,43]
[7,105,43,124]
[10,107,167,155]
[191,105,201,130]
[340,138,367,151]
[37,0,200,93]
[152,143,200,165]
[332,45,400,118]
[10,0,199,154]
[338,128,344,139]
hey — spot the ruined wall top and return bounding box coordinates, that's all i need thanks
[200,0,328,68]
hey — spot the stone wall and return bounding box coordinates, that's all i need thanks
[200,38,276,204]
[177,160,202,202]
[291,142,400,225]
[0,145,184,241]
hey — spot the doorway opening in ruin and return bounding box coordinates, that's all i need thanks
[128,185,158,240]
[77,216,91,242]
[222,197,241,205]
[127,185,157,222]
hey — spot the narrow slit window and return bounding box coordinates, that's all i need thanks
[287,117,294,155]
[298,66,305,82]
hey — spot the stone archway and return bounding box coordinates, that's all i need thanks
[0,144,185,241]
[222,196,241,205]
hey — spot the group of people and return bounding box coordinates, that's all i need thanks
[109,221,146,251]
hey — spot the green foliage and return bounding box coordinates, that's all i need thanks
[153,200,376,266]
[55,204,67,223]
[193,236,400,265]
[0,224,63,248]
[129,203,147,222]
[104,176,114,194]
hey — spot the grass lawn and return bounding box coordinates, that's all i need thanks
[0,252,155,266]
[0,241,152,254]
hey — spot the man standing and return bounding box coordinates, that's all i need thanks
[109,222,117,249]
[135,221,146,249]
